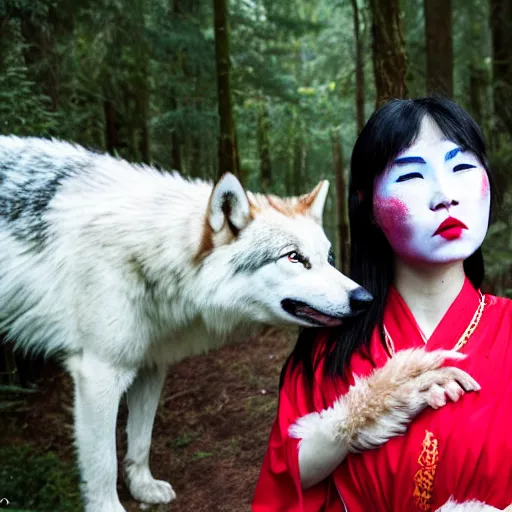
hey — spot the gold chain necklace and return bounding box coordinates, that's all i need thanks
[383,292,487,357]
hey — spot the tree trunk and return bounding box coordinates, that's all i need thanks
[190,135,202,178]
[292,136,302,196]
[332,129,350,274]
[292,117,306,196]
[170,0,184,172]
[490,0,512,139]
[104,99,120,155]
[18,4,64,112]
[424,0,453,97]
[369,0,407,107]
[1,343,20,386]
[135,75,150,164]
[213,0,241,179]
[351,0,365,133]
[138,93,150,164]
[257,101,272,190]
[171,127,183,172]
[469,65,484,127]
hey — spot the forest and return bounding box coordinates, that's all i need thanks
[0,0,511,510]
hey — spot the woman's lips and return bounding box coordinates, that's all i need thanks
[433,217,468,240]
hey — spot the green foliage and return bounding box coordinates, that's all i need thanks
[402,0,426,97]
[482,143,512,296]
[0,0,510,288]
[168,431,200,449]
[0,20,58,136]
[192,451,213,459]
[0,445,81,511]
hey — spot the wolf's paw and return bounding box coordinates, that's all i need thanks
[345,348,480,452]
[129,477,176,504]
[418,366,480,409]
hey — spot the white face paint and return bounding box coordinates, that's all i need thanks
[373,117,491,265]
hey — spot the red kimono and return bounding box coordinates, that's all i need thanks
[253,278,512,511]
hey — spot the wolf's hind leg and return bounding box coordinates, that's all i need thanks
[68,352,136,512]
[124,364,175,505]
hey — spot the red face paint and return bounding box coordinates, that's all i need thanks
[481,172,489,199]
[373,196,410,234]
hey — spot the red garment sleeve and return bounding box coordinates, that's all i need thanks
[252,362,340,512]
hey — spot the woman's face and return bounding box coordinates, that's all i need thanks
[373,116,490,265]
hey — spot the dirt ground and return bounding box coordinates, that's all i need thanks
[0,328,296,512]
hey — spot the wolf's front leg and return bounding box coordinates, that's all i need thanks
[69,352,136,512]
[124,365,176,505]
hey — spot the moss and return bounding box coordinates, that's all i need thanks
[0,445,82,512]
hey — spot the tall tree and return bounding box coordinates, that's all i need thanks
[489,0,512,138]
[424,0,453,97]
[332,128,350,274]
[169,0,185,172]
[351,0,365,133]
[102,27,124,157]
[368,0,407,107]
[170,96,183,172]
[104,98,121,155]
[469,65,485,127]
[130,0,150,163]
[257,100,272,190]
[291,112,306,196]
[213,0,241,178]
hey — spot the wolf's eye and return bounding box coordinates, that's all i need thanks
[283,251,311,269]
[288,252,300,263]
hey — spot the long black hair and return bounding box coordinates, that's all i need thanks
[281,96,496,391]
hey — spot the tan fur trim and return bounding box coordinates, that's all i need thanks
[193,215,214,263]
[344,349,467,440]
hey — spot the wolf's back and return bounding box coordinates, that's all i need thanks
[0,136,94,246]
[0,136,212,359]
[0,136,97,356]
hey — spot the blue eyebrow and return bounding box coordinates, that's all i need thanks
[394,156,426,165]
[445,147,461,161]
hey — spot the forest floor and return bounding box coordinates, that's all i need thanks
[0,328,296,512]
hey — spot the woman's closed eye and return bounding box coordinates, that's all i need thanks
[453,163,477,172]
[396,172,424,183]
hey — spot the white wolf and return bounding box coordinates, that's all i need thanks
[0,136,483,512]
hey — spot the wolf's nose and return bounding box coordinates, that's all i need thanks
[349,287,373,312]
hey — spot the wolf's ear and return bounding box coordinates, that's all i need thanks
[209,173,251,235]
[301,180,329,225]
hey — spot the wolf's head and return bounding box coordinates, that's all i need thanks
[198,173,372,329]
